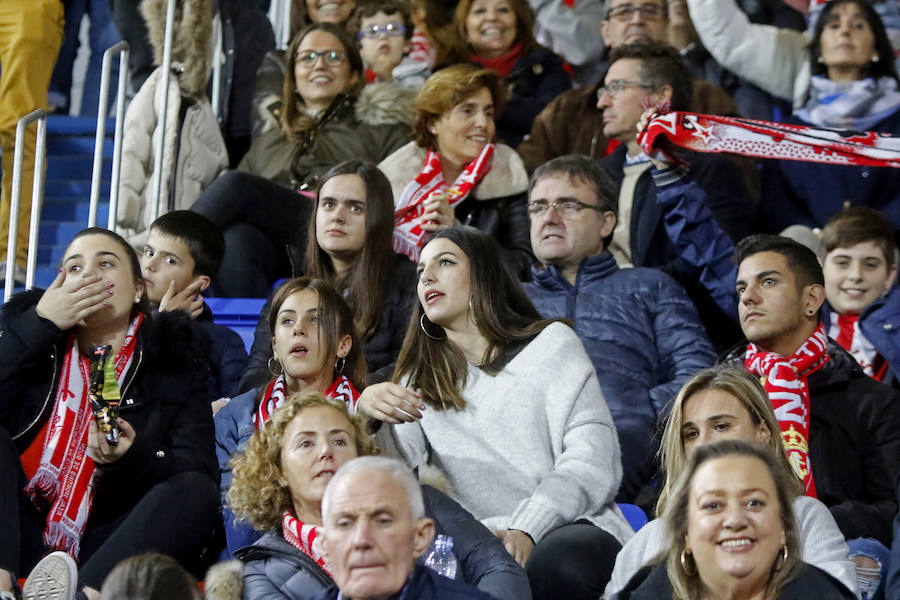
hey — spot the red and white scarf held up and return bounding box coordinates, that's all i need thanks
[253,373,362,429]
[392,143,494,262]
[24,314,142,557]
[744,323,830,498]
[638,111,900,169]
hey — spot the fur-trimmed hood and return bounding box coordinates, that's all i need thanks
[377,141,529,204]
[354,82,417,127]
[141,0,214,96]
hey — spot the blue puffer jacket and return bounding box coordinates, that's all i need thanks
[523,252,716,500]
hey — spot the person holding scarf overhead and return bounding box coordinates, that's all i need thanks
[378,64,534,278]
[214,277,366,557]
[0,228,218,599]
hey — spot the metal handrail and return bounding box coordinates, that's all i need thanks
[5,109,47,302]
[211,13,223,119]
[150,0,177,226]
[89,41,130,231]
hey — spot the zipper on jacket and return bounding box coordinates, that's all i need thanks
[15,348,59,442]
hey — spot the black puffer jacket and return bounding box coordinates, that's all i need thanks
[612,562,854,600]
[236,255,417,394]
[0,290,218,520]
[725,340,900,546]
[238,484,531,600]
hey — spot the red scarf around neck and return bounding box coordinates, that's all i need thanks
[471,42,523,78]
[25,313,142,556]
[393,143,494,261]
[253,374,362,429]
[283,511,331,575]
[744,323,830,498]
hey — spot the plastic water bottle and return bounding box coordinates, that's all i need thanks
[424,534,457,579]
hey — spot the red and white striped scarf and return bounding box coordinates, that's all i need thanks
[638,111,900,169]
[24,314,142,556]
[282,511,331,576]
[744,323,830,498]
[253,374,362,429]
[828,312,887,381]
[392,144,494,262]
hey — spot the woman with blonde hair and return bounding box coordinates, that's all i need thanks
[611,440,855,599]
[229,390,529,600]
[605,366,857,597]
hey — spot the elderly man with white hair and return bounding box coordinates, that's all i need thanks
[319,457,495,600]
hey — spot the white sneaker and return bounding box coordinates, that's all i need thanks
[22,552,77,600]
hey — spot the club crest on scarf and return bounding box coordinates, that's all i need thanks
[745,323,830,498]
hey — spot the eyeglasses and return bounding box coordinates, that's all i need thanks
[295,49,347,68]
[527,199,607,219]
[607,4,665,21]
[357,22,406,39]
[597,79,654,100]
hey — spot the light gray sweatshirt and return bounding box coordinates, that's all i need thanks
[604,495,859,598]
[383,322,634,544]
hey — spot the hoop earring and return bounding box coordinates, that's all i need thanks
[774,544,789,572]
[268,355,283,377]
[873,54,881,63]
[817,55,825,64]
[680,549,696,576]
[335,356,346,374]
[468,299,478,326]
[420,314,446,341]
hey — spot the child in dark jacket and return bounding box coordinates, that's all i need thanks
[139,211,248,399]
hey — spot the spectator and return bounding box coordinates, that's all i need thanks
[227,392,530,600]
[349,0,430,90]
[370,226,633,600]
[0,228,218,599]
[729,234,900,548]
[437,0,571,147]
[597,40,755,349]
[318,456,499,600]
[610,440,856,599]
[606,366,858,597]
[237,162,416,394]
[192,23,412,297]
[516,0,738,172]
[253,0,359,139]
[139,211,248,399]
[757,0,900,235]
[0,0,63,284]
[819,207,900,386]
[48,0,122,117]
[116,0,229,250]
[378,65,533,277]
[215,277,366,556]
[522,154,715,503]
[99,553,201,600]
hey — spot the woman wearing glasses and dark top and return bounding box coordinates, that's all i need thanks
[377,64,534,278]
[191,23,411,297]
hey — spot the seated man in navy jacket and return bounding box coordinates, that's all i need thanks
[319,457,493,600]
[523,154,715,503]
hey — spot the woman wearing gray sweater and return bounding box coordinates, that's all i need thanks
[361,226,632,600]
[604,366,858,598]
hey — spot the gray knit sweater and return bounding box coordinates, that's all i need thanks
[604,496,859,598]
[383,322,634,544]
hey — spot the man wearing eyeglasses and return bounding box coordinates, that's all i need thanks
[523,153,715,505]
[595,40,755,352]
[517,0,738,173]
